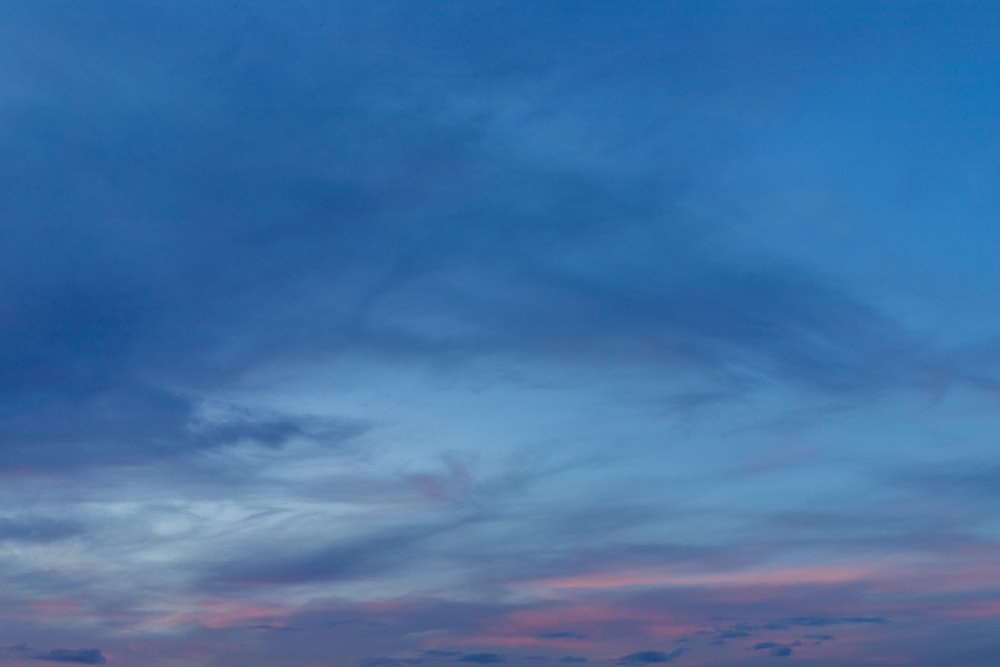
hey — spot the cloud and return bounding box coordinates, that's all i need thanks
[897,463,1000,503]
[458,654,505,664]
[751,642,793,656]
[422,651,461,659]
[617,650,685,664]
[764,617,887,629]
[0,0,979,481]
[205,518,468,589]
[559,658,587,663]
[535,632,588,640]
[32,649,107,665]
[1,3,998,667]
[247,624,298,632]
[0,517,82,542]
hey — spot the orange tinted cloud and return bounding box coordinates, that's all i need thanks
[139,597,295,630]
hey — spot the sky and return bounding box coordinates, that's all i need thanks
[2,1,1000,665]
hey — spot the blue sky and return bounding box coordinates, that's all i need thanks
[2,2,1000,666]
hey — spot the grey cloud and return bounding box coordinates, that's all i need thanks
[535,632,588,640]
[559,658,587,663]
[32,648,107,665]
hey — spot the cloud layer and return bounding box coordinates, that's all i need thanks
[2,2,1000,666]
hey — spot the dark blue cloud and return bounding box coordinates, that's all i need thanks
[247,624,298,632]
[764,617,887,629]
[0,0,983,477]
[751,642,793,656]
[458,654,505,664]
[32,649,107,665]
[0,517,82,542]
[362,659,422,667]
[898,463,1000,503]
[617,650,685,664]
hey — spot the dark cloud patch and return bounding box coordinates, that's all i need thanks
[191,412,370,453]
[32,648,107,665]
[897,463,1000,503]
[559,658,587,663]
[617,650,685,664]
[206,518,468,589]
[750,642,794,656]
[764,616,887,629]
[248,624,298,632]
[0,0,977,477]
[458,654,505,664]
[714,630,751,640]
[0,376,364,469]
[752,642,780,650]
[362,658,423,667]
[194,418,304,449]
[805,634,834,641]
[0,517,82,542]
[331,618,389,628]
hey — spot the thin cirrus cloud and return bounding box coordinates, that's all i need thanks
[1,1,1000,667]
